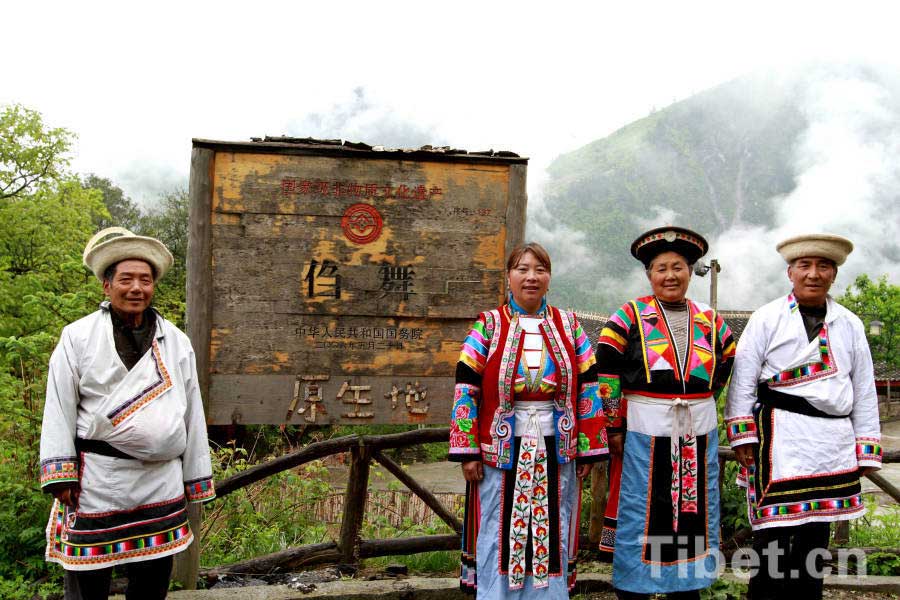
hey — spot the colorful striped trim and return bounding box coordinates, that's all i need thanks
[48,503,192,567]
[106,341,173,426]
[571,317,596,374]
[40,457,80,486]
[856,438,883,463]
[768,324,836,387]
[633,230,705,255]
[752,495,863,521]
[184,477,216,502]
[787,293,799,314]
[459,318,490,373]
[725,417,758,444]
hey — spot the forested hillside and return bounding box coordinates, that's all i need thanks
[533,72,810,311]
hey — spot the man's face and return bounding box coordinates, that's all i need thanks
[787,257,836,306]
[103,259,155,318]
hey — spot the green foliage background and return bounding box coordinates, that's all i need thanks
[1,87,897,597]
[0,104,191,597]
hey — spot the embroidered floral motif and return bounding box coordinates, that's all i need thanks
[668,435,699,532]
[507,437,551,590]
[449,384,480,454]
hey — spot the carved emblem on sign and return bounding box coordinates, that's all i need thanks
[341,203,383,244]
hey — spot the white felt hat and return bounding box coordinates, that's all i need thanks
[776,233,853,266]
[83,227,174,281]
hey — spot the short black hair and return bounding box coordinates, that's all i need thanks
[102,260,157,283]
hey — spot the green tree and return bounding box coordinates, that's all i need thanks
[1,104,73,200]
[837,274,899,368]
[137,188,189,327]
[83,173,143,231]
[0,105,105,593]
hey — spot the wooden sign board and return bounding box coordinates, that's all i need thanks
[187,138,527,425]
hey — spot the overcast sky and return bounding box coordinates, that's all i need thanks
[5,1,899,204]
[4,2,899,311]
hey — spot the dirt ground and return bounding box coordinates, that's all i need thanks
[574,592,898,599]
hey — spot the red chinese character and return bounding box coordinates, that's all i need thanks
[365,184,379,197]
[382,185,394,198]
[413,185,428,200]
[348,183,363,197]
[429,185,443,196]
[281,178,297,196]
[316,181,330,195]
[333,182,346,196]
[299,180,312,194]
[396,184,411,199]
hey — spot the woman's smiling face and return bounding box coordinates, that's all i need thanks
[508,250,550,313]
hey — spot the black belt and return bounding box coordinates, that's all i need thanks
[756,383,849,419]
[75,437,138,460]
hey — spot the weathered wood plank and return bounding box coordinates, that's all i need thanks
[198,542,341,579]
[214,428,450,498]
[339,445,373,564]
[358,534,460,557]
[208,375,454,425]
[186,147,215,410]
[505,163,527,258]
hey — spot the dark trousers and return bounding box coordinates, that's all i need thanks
[615,590,701,599]
[64,555,174,600]
[749,522,831,600]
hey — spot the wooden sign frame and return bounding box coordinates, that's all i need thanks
[187,139,527,425]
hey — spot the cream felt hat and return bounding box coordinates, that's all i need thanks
[83,227,174,281]
[776,233,853,266]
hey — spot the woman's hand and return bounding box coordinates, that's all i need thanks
[608,433,624,458]
[461,461,484,482]
[576,463,593,479]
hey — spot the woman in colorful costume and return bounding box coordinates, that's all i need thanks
[596,227,735,599]
[449,242,608,598]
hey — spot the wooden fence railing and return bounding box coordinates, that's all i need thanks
[193,427,900,583]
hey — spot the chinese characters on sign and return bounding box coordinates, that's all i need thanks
[378,265,415,300]
[337,380,374,419]
[304,260,342,299]
[302,260,418,302]
[281,178,443,200]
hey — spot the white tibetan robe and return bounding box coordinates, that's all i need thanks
[725,293,882,530]
[39,303,215,570]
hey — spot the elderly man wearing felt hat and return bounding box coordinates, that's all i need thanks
[725,234,882,600]
[39,228,216,600]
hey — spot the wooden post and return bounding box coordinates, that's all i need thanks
[588,461,608,543]
[174,146,215,590]
[171,503,202,589]
[339,442,373,565]
[833,520,850,545]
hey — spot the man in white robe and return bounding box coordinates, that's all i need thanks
[39,228,216,600]
[725,233,882,600]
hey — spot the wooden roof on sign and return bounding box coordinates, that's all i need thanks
[192,137,529,165]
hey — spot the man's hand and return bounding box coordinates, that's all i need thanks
[461,461,484,482]
[734,444,756,468]
[49,484,80,507]
[608,433,624,458]
[577,463,593,479]
[859,466,877,478]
